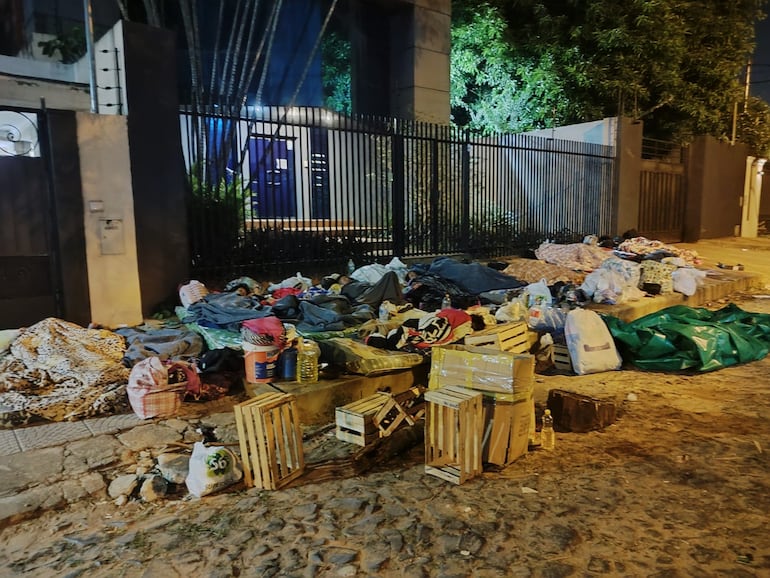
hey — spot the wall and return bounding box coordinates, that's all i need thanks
[524,118,618,146]
[123,21,189,316]
[685,136,748,241]
[352,0,451,124]
[76,112,142,326]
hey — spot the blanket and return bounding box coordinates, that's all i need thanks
[0,318,130,427]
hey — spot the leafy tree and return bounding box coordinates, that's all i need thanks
[321,29,351,114]
[452,0,769,153]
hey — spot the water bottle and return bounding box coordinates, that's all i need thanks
[441,293,452,310]
[379,301,390,322]
[541,409,555,451]
[296,339,320,383]
[347,259,355,275]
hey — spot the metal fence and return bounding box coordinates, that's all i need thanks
[180,106,617,280]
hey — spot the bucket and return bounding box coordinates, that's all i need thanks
[243,342,280,383]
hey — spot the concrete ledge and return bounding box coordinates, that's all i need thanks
[590,269,761,322]
[245,365,430,426]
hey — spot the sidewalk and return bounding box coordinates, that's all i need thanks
[1,235,769,527]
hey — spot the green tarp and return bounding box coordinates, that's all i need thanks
[604,303,770,372]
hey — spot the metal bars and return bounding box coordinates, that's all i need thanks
[180,107,616,280]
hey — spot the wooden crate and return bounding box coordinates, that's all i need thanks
[373,386,426,437]
[553,343,573,373]
[424,385,483,485]
[233,393,304,490]
[335,392,391,446]
[463,321,529,354]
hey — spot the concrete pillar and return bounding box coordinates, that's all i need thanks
[614,117,643,236]
[351,0,451,124]
[391,0,451,124]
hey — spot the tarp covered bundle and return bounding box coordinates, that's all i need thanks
[605,304,770,372]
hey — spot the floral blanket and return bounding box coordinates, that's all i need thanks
[0,318,130,427]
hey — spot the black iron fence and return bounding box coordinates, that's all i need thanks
[180,106,616,280]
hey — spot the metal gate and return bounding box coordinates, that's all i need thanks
[637,138,686,242]
[0,108,60,329]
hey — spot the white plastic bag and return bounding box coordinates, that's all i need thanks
[185,442,243,497]
[179,280,209,308]
[672,268,707,296]
[565,309,622,375]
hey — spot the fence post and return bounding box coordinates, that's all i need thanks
[430,138,440,255]
[461,140,470,254]
[392,134,406,257]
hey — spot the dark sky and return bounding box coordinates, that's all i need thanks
[752,16,770,102]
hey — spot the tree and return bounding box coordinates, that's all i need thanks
[452,0,769,154]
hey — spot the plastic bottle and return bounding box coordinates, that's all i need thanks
[378,301,390,322]
[296,339,320,383]
[441,293,452,310]
[347,259,355,275]
[279,345,298,380]
[541,409,555,451]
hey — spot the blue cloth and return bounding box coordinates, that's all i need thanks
[427,257,525,294]
[182,292,273,332]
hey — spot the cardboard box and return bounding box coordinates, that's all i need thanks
[482,392,534,466]
[429,345,535,400]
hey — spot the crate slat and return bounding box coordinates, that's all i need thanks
[335,392,391,446]
[463,321,529,354]
[424,386,482,485]
[234,393,304,490]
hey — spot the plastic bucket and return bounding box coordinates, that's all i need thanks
[243,342,280,383]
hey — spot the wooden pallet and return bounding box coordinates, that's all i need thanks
[424,385,483,485]
[463,321,529,354]
[233,392,305,490]
[373,386,426,437]
[335,392,391,446]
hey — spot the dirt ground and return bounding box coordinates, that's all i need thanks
[1,292,769,577]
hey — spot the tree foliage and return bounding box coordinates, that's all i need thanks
[452,0,770,154]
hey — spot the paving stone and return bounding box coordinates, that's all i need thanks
[65,434,125,469]
[0,428,21,456]
[116,424,183,451]
[0,484,64,525]
[14,421,91,451]
[0,446,64,497]
[83,413,145,436]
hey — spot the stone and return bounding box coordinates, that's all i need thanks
[156,452,190,484]
[325,547,358,565]
[117,424,183,451]
[160,418,190,433]
[65,435,124,469]
[0,485,64,525]
[108,474,138,499]
[140,474,168,502]
[0,446,64,497]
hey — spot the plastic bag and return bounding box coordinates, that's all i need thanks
[672,268,707,296]
[185,442,243,497]
[179,280,208,308]
[525,279,552,307]
[565,309,622,375]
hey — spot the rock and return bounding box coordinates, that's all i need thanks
[161,418,190,433]
[0,446,64,497]
[140,474,168,502]
[117,424,183,451]
[326,497,365,512]
[325,547,358,565]
[65,435,124,470]
[156,452,190,484]
[458,531,485,555]
[108,474,138,499]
